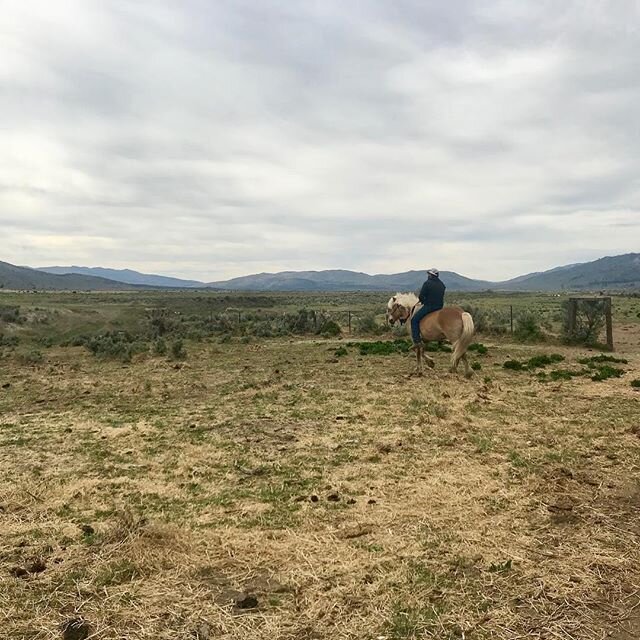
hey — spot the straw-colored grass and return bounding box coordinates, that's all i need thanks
[1,330,640,639]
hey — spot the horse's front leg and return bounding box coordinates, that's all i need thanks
[416,345,424,376]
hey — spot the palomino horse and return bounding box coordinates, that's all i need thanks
[386,293,475,376]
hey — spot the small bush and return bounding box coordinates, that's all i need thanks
[631,379,640,388]
[561,299,606,345]
[0,305,22,324]
[355,314,384,335]
[17,349,44,365]
[514,313,544,342]
[471,361,482,371]
[0,334,19,347]
[319,320,341,337]
[170,339,187,360]
[85,332,139,363]
[503,360,525,371]
[154,339,167,356]
[334,346,348,357]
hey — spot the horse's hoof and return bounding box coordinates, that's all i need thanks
[464,371,474,379]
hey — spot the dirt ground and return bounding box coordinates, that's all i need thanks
[1,326,639,639]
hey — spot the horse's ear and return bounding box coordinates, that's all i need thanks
[392,296,396,302]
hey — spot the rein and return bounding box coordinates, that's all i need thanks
[399,303,419,325]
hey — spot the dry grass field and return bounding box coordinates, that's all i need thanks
[1,292,640,639]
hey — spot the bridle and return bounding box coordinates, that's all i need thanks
[390,302,419,326]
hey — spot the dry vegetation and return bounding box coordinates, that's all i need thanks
[1,292,640,639]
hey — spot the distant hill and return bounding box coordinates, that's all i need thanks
[4,253,639,292]
[206,269,492,292]
[497,254,640,291]
[0,261,141,291]
[38,266,204,288]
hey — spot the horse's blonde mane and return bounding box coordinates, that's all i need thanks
[388,292,419,310]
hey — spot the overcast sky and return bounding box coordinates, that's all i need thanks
[1,1,639,281]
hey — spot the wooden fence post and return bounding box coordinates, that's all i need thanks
[510,305,513,334]
[568,299,577,337]
[605,297,614,351]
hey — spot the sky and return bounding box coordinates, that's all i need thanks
[1,1,639,282]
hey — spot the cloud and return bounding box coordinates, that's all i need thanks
[1,0,639,281]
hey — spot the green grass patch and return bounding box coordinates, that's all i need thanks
[631,379,640,388]
[577,354,628,366]
[526,353,564,368]
[358,339,412,355]
[468,342,488,355]
[503,359,525,371]
[590,365,625,382]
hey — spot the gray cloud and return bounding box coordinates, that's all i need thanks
[1,0,639,281]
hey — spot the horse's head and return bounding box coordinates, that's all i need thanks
[386,295,411,326]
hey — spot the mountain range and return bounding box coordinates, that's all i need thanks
[0,253,637,292]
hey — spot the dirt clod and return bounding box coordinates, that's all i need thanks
[26,558,47,574]
[234,593,259,610]
[327,493,341,502]
[61,618,91,640]
[9,566,29,579]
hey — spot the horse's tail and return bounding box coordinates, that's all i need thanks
[453,311,475,361]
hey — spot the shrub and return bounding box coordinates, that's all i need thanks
[334,346,348,357]
[631,379,640,388]
[319,319,341,337]
[0,334,19,347]
[17,349,44,365]
[170,339,187,360]
[561,299,606,346]
[503,360,525,371]
[154,339,167,356]
[355,314,384,335]
[514,313,544,342]
[84,331,145,363]
[471,361,482,371]
[0,305,22,324]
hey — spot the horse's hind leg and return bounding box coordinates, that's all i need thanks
[461,352,472,378]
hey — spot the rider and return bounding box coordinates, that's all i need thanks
[411,268,446,347]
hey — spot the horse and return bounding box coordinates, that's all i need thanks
[386,293,475,376]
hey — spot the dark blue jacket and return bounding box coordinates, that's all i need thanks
[418,276,445,313]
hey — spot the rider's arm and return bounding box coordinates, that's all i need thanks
[418,281,430,305]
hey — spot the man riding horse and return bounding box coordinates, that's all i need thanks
[411,268,445,350]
